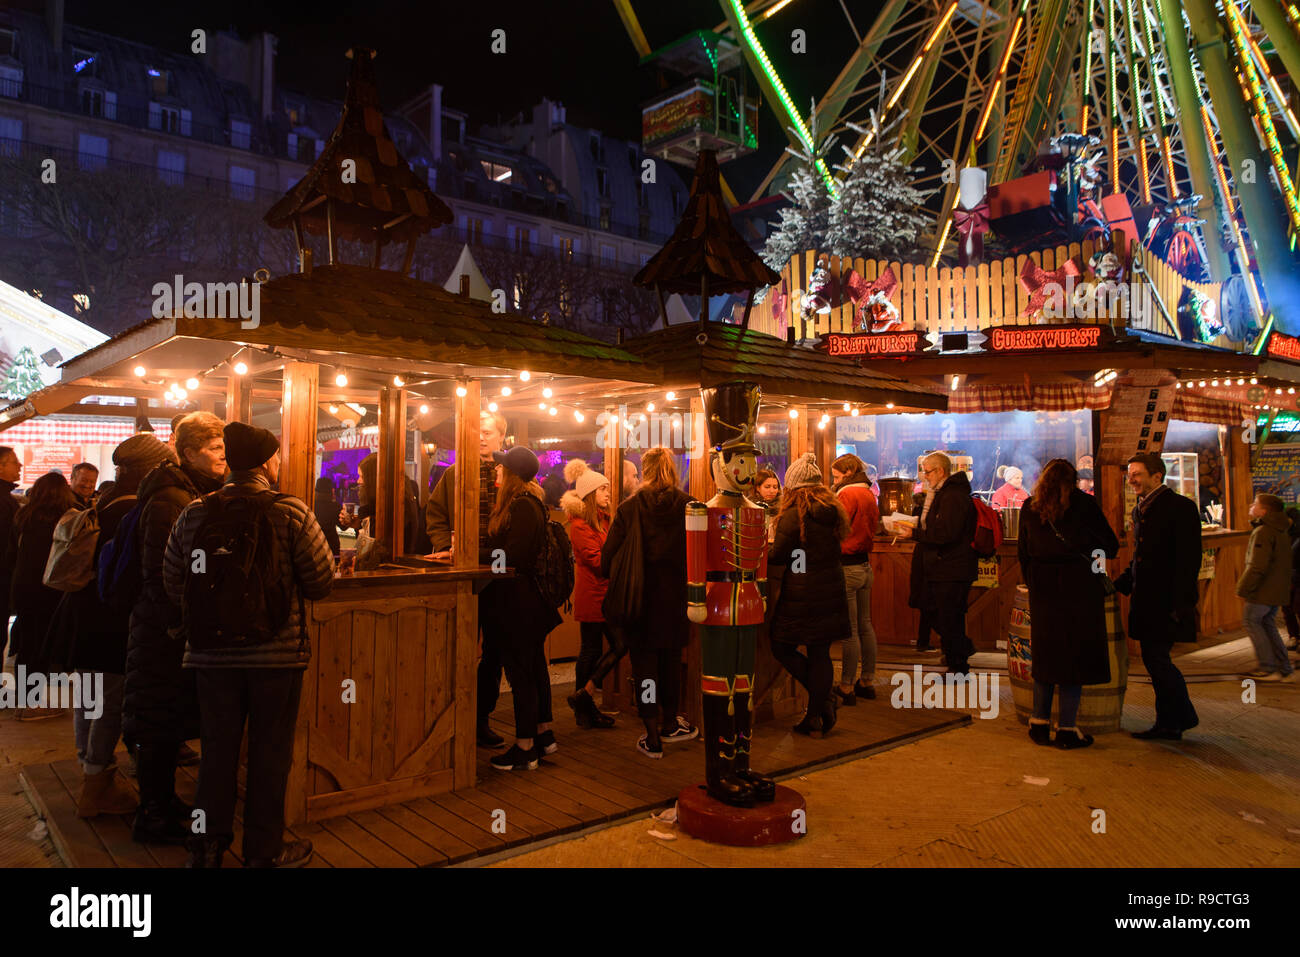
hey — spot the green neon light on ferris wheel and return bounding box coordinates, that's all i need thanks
[726,0,837,195]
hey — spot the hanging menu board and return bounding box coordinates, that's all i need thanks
[1251,444,1300,502]
[1097,371,1177,465]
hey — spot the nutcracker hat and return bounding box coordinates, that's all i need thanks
[700,380,761,455]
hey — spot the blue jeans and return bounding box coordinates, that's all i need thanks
[1243,603,1294,675]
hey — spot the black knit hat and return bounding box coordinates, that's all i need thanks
[224,421,280,470]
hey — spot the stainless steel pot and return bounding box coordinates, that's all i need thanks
[999,506,1021,541]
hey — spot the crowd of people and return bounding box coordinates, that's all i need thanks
[3,407,1297,862]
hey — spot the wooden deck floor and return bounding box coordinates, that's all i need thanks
[21,685,968,868]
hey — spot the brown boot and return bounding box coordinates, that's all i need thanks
[76,768,139,818]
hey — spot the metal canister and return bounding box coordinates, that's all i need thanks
[999,506,1021,541]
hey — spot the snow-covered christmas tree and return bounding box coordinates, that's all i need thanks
[826,95,932,261]
[2,346,44,400]
[760,102,836,274]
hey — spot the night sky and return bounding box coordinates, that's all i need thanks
[54,0,863,201]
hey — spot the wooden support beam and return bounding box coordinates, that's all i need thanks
[225,372,252,425]
[601,404,631,713]
[376,385,407,557]
[280,361,319,508]
[453,380,480,570]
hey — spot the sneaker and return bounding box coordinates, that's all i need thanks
[477,723,506,749]
[490,744,539,771]
[660,717,698,743]
[535,730,558,755]
[636,735,663,760]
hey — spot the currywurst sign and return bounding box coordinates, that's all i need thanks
[988,324,1106,352]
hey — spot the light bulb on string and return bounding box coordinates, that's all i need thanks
[665,391,675,401]
[335,371,348,387]
[501,386,512,397]
[758,425,767,436]
[788,409,799,419]
[419,404,430,414]
[885,403,894,410]
[843,402,850,412]
[542,386,553,399]
[646,402,655,412]
[519,370,531,382]
[394,375,405,387]
[133,365,146,377]
[455,385,468,398]
[574,411,585,423]
[1251,377,1258,385]
[328,405,339,414]
[186,377,199,390]
[233,361,248,375]
[173,386,187,400]
[538,401,547,410]
[1211,379,1219,387]
[488,402,498,413]
[548,406,558,416]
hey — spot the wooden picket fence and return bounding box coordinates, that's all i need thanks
[747,233,1245,351]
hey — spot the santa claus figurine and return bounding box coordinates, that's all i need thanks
[991,465,1030,510]
[686,380,775,808]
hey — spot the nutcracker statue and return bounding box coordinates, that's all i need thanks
[686,380,775,808]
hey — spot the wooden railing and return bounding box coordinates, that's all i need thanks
[747,236,1244,351]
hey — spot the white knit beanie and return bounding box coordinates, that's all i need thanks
[784,452,822,489]
[574,467,609,500]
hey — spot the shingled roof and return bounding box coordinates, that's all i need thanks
[264,48,453,245]
[623,323,946,410]
[633,150,780,295]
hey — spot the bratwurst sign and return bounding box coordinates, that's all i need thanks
[824,330,925,357]
[988,324,1104,352]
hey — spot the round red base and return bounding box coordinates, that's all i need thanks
[676,784,807,846]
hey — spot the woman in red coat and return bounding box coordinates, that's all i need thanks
[562,461,624,729]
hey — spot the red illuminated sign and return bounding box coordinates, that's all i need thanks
[824,330,924,357]
[988,324,1105,352]
[1268,332,1300,362]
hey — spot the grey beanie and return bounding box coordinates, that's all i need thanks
[113,433,179,471]
[784,452,822,489]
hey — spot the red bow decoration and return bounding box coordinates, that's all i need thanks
[952,202,990,267]
[845,267,900,331]
[1019,257,1081,319]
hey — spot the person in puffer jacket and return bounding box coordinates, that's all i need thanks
[124,411,226,846]
[163,422,334,869]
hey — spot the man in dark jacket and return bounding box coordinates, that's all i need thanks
[0,446,21,661]
[1237,493,1295,681]
[70,462,99,509]
[124,412,226,844]
[897,453,978,674]
[1114,452,1202,739]
[165,422,334,868]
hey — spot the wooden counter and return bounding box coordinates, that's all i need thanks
[870,526,1250,652]
[285,565,496,826]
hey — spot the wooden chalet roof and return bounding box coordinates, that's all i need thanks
[633,150,780,295]
[264,48,453,245]
[623,323,946,410]
[57,265,654,385]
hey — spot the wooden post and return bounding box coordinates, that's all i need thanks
[376,385,406,556]
[600,404,633,712]
[817,414,836,481]
[453,380,480,570]
[280,361,319,508]
[225,373,251,425]
[788,406,811,465]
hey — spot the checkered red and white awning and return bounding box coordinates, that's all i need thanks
[0,416,171,445]
[949,382,1113,414]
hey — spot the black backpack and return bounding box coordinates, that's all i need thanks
[520,494,575,611]
[181,490,297,651]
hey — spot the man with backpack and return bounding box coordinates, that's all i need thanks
[164,422,333,867]
[897,453,979,675]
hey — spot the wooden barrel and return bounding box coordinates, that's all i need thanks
[1005,585,1128,734]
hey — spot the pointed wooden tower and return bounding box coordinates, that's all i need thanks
[265,47,453,274]
[633,149,779,337]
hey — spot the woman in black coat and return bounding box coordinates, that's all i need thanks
[769,455,851,735]
[480,447,563,772]
[9,472,77,687]
[1017,458,1119,750]
[601,447,695,758]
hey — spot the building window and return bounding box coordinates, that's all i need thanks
[0,28,16,58]
[71,47,98,76]
[229,165,255,201]
[82,88,104,117]
[0,116,20,156]
[556,236,574,259]
[599,206,611,231]
[77,133,108,171]
[481,160,512,184]
[157,149,185,185]
[230,118,251,150]
[600,244,616,266]
[147,67,172,98]
[466,217,484,245]
[514,225,533,254]
[589,133,600,160]
[596,167,609,199]
[285,100,304,126]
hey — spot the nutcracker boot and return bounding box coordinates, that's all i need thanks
[702,694,756,808]
[731,680,776,803]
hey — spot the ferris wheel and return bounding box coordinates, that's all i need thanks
[616,0,1300,332]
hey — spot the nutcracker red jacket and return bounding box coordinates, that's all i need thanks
[562,491,610,622]
[835,477,879,564]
